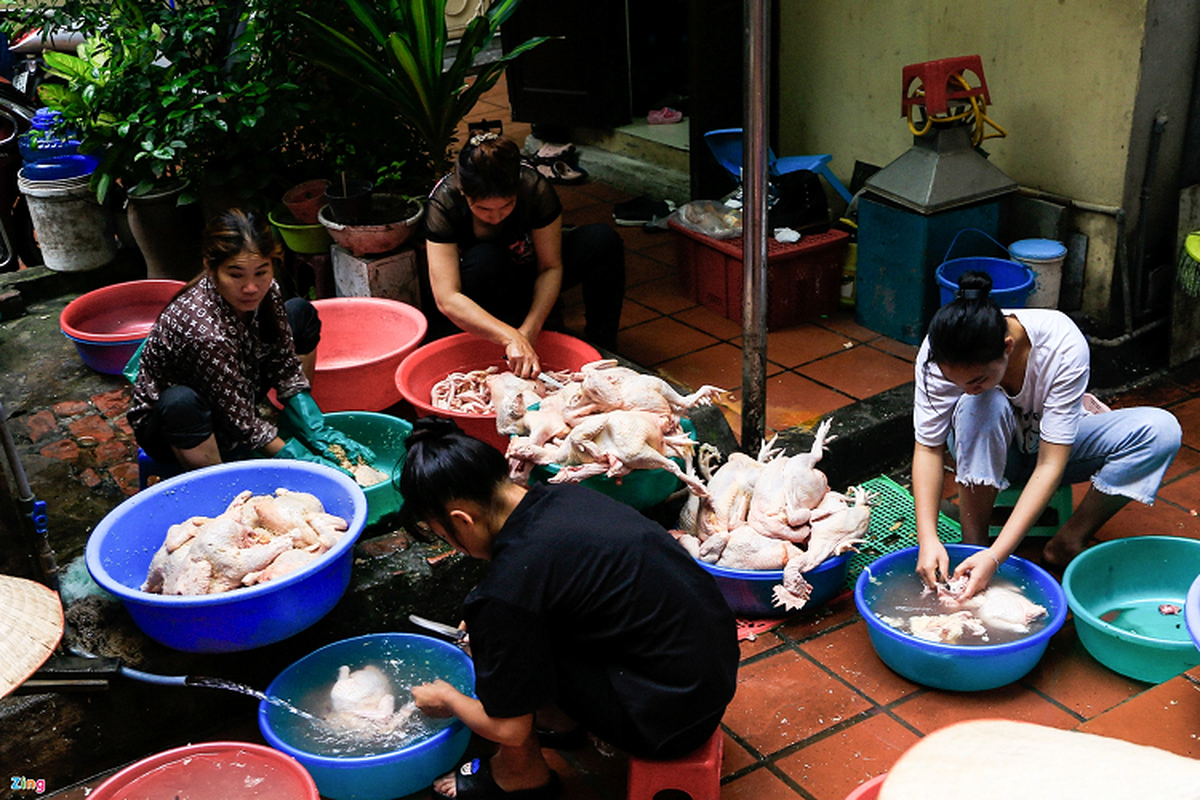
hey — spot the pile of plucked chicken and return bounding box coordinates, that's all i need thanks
[435,359,724,490]
[142,488,349,596]
[674,418,872,611]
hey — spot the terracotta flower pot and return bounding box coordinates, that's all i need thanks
[323,178,373,225]
[282,179,331,225]
[318,194,423,257]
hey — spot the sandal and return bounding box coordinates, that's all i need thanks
[533,160,587,186]
[535,142,576,162]
[647,107,684,124]
[536,725,587,750]
[441,758,564,800]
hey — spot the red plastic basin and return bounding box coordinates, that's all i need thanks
[395,331,601,451]
[89,740,320,800]
[310,298,427,412]
[59,279,185,375]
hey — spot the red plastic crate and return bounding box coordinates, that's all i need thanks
[670,221,849,330]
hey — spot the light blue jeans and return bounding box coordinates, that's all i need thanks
[949,390,1182,506]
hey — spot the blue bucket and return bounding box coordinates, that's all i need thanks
[935,228,1035,307]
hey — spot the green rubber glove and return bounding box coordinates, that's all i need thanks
[273,438,354,477]
[280,391,376,465]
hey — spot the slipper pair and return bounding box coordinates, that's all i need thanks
[533,159,587,185]
[648,107,683,124]
[440,758,563,800]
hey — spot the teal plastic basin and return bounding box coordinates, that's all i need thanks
[1064,536,1200,683]
[324,412,411,527]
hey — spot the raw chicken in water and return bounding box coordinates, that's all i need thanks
[874,573,1048,645]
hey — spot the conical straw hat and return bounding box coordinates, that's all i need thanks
[0,574,64,698]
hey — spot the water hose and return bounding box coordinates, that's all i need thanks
[907,72,1008,147]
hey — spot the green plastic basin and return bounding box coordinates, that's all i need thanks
[1063,536,1200,683]
[324,412,411,527]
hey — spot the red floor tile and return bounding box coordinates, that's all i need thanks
[618,300,662,330]
[799,347,914,401]
[813,311,881,344]
[674,305,746,341]
[866,337,919,363]
[1106,378,1192,409]
[1076,674,1200,758]
[889,682,1082,735]
[638,240,677,267]
[720,765,800,800]
[624,274,698,316]
[1163,444,1200,484]
[1168,397,1200,450]
[724,650,871,756]
[759,324,856,370]
[658,343,749,397]
[773,713,920,800]
[776,593,861,642]
[625,250,677,288]
[763,372,855,432]
[1021,621,1146,719]
[797,620,922,706]
[1151,471,1200,523]
[618,316,720,366]
[721,730,761,776]
[564,203,619,229]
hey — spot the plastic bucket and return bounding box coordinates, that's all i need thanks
[1010,238,1067,308]
[935,228,1034,308]
[18,170,116,272]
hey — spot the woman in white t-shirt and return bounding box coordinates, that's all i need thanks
[912,270,1181,597]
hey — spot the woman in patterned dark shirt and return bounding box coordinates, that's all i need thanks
[128,210,365,472]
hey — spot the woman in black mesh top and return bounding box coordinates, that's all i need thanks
[424,133,625,376]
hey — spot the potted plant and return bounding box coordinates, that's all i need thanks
[299,0,550,181]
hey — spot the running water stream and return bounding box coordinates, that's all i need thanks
[185,676,323,723]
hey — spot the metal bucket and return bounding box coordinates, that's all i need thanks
[18,170,115,272]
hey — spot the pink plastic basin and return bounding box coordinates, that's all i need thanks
[89,741,319,800]
[310,297,427,412]
[59,279,185,375]
[395,331,601,451]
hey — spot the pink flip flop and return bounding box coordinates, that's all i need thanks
[648,107,683,124]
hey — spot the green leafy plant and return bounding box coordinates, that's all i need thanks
[33,0,301,204]
[300,0,550,178]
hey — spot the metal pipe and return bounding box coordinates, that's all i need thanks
[740,0,769,455]
[1015,186,1122,218]
[1131,112,1168,316]
[0,399,57,590]
[1085,316,1167,348]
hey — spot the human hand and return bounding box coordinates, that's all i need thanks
[504,333,540,378]
[411,679,462,718]
[916,541,950,591]
[312,428,376,465]
[273,438,354,477]
[951,550,1000,599]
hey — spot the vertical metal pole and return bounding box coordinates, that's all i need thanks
[740,0,769,454]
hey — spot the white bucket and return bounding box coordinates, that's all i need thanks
[18,170,116,272]
[1010,238,1067,308]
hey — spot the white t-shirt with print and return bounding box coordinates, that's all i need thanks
[913,308,1090,453]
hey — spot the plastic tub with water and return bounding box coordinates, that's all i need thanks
[260,633,475,800]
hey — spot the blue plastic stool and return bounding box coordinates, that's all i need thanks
[704,127,854,204]
[137,448,184,490]
[989,484,1074,538]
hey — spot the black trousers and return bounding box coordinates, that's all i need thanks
[136,298,320,462]
[426,223,625,351]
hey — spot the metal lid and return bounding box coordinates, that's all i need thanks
[1009,238,1066,260]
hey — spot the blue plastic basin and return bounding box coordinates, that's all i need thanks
[936,256,1035,307]
[855,544,1067,691]
[259,633,474,800]
[698,551,850,618]
[86,461,367,652]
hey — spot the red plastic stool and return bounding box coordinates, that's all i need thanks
[626,727,723,800]
[901,55,990,116]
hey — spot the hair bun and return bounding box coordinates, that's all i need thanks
[955,269,994,302]
[408,416,462,446]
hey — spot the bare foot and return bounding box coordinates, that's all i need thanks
[1042,533,1091,571]
[433,769,457,798]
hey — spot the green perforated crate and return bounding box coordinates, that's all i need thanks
[844,475,962,589]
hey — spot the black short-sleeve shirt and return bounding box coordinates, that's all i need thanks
[424,165,562,265]
[463,484,739,750]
